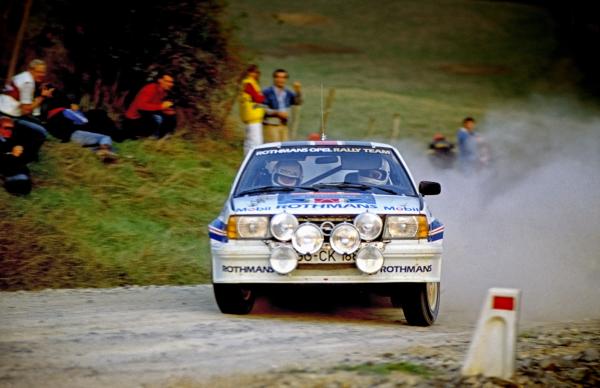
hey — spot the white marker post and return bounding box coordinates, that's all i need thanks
[461,288,521,379]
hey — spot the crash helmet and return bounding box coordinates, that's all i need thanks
[433,133,445,141]
[358,159,390,186]
[273,160,303,187]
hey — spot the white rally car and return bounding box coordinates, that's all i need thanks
[208,141,444,326]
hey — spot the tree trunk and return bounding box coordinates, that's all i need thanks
[6,0,32,81]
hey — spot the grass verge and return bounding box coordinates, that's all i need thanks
[333,360,434,378]
[0,132,242,290]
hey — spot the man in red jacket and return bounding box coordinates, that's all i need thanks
[123,71,176,138]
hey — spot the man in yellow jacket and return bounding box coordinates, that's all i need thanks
[239,64,265,155]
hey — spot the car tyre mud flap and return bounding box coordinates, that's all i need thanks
[391,282,440,326]
[213,284,256,315]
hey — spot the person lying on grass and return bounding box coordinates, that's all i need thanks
[45,91,118,163]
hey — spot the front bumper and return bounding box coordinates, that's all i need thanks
[211,239,442,284]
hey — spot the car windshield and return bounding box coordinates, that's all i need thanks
[234,145,417,197]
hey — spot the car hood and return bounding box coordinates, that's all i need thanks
[231,192,421,215]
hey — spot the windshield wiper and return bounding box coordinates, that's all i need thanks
[311,182,399,195]
[235,186,315,197]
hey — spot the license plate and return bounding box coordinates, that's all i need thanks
[298,249,356,264]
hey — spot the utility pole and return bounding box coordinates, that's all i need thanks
[6,0,33,82]
[320,87,335,139]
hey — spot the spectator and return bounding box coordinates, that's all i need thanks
[428,133,456,169]
[239,64,265,155]
[456,117,480,173]
[262,69,302,143]
[123,70,176,139]
[45,91,117,163]
[0,59,52,162]
[0,117,32,195]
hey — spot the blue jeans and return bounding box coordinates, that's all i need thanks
[70,130,113,150]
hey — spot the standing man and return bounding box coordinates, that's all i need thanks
[123,70,177,139]
[262,69,302,143]
[456,117,479,174]
[0,59,52,162]
[239,64,265,155]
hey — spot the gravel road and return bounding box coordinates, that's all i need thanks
[0,285,597,387]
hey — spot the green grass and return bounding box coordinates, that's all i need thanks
[227,0,564,141]
[333,361,433,377]
[0,134,242,290]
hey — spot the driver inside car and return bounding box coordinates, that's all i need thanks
[357,159,390,186]
[272,160,303,187]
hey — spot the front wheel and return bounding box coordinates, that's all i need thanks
[213,284,256,315]
[391,282,440,326]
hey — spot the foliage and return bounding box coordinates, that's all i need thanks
[3,0,243,132]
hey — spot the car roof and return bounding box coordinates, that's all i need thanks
[254,140,395,149]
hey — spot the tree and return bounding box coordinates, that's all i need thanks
[2,0,243,133]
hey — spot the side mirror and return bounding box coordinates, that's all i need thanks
[419,181,441,196]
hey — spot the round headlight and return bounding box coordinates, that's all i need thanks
[237,216,269,238]
[292,223,324,254]
[330,223,361,254]
[353,213,383,241]
[270,246,299,274]
[356,246,384,274]
[384,216,419,239]
[270,213,299,241]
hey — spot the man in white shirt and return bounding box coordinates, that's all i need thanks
[0,59,52,162]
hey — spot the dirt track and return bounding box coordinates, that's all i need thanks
[0,285,475,387]
[0,285,597,387]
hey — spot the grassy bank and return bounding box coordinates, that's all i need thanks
[1,0,581,289]
[0,134,241,289]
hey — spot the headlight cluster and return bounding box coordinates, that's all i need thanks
[227,212,428,275]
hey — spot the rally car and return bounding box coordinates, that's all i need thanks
[208,141,444,326]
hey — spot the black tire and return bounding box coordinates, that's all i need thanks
[391,282,440,326]
[213,283,256,315]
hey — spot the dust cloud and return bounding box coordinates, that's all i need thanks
[393,95,600,322]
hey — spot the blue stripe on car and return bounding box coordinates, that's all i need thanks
[428,219,444,242]
[209,219,228,242]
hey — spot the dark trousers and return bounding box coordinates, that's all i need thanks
[10,116,48,163]
[122,111,176,139]
[85,109,128,142]
[0,156,31,195]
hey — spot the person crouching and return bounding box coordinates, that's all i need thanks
[0,117,32,195]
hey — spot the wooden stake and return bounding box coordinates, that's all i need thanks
[290,105,301,140]
[366,116,376,139]
[391,113,401,142]
[320,87,336,137]
[6,0,33,82]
